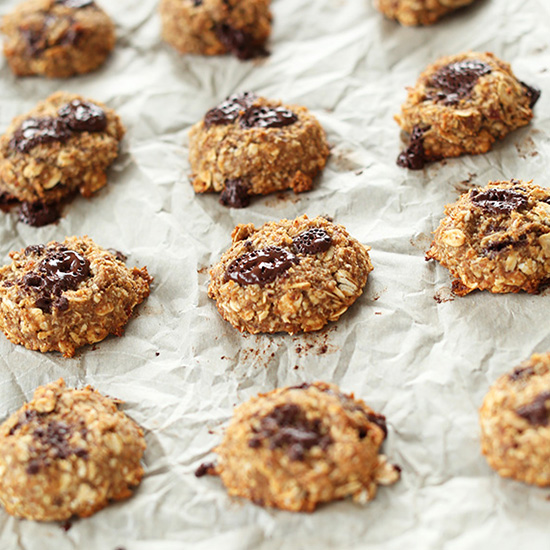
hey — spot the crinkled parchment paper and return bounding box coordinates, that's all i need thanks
[0,0,549,548]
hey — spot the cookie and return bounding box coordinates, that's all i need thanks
[395,52,540,169]
[196,381,400,512]
[0,91,125,226]
[480,353,550,487]
[2,0,115,78]
[189,92,329,207]
[208,215,372,334]
[0,378,145,521]
[0,236,152,357]
[375,0,476,26]
[426,180,550,296]
[159,0,271,60]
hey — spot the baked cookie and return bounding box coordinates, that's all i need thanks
[0,378,145,521]
[375,0,476,26]
[0,236,152,357]
[426,180,550,296]
[189,92,329,207]
[480,353,550,487]
[0,91,125,226]
[159,0,271,60]
[196,381,400,512]
[208,215,372,334]
[395,52,540,169]
[2,0,115,78]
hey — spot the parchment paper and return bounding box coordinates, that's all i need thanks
[0,0,549,548]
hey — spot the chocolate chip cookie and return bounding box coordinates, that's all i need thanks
[159,0,271,60]
[395,52,540,169]
[196,381,400,512]
[208,215,372,334]
[0,236,152,357]
[2,0,115,78]
[480,353,550,487]
[0,378,145,521]
[426,180,550,296]
[375,0,477,26]
[0,91,125,226]
[189,92,329,207]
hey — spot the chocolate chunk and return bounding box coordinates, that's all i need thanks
[427,60,492,105]
[219,178,250,208]
[293,228,332,255]
[364,412,388,438]
[516,391,550,426]
[58,100,107,132]
[26,459,42,475]
[520,81,541,109]
[248,404,332,461]
[55,0,95,7]
[204,92,256,128]
[240,106,298,129]
[215,24,268,61]
[24,244,45,257]
[483,234,527,255]
[226,246,298,286]
[108,249,128,263]
[9,117,71,154]
[192,0,203,5]
[397,125,427,170]
[194,462,215,477]
[509,366,535,382]
[19,201,60,227]
[470,188,528,215]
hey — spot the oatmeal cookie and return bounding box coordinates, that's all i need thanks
[375,0,476,26]
[196,381,400,512]
[2,0,115,78]
[0,91,125,226]
[426,180,550,296]
[0,378,145,521]
[0,236,152,357]
[480,353,550,487]
[395,52,540,169]
[189,92,329,207]
[159,0,271,60]
[208,215,372,334]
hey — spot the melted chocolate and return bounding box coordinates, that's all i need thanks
[292,228,332,255]
[19,201,60,227]
[364,412,388,438]
[470,188,528,215]
[248,404,332,461]
[203,92,257,128]
[397,125,427,170]
[516,391,550,426]
[55,0,95,7]
[427,60,492,105]
[9,117,71,154]
[509,366,535,382]
[219,178,250,208]
[483,234,527,256]
[240,106,298,129]
[520,81,541,109]
[58,100,107,132]
[215,24,268,61]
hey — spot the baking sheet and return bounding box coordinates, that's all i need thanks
[0,0,550,548]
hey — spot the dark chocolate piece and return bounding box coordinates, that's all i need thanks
[58,100,107,132]
[219,178,250,208]
[470,188,528,215]
[364,412,388,438]
[483,234,527,256]
[108,249,127,263]
[240,106,298,130]
[519,81,541,109]
[293,228,332,255]
[397,125,427,170]
[194,462,215,477]
[204,92,256,128]
[248,404,332,461]
[215,24,267,61]
[427,60,492,105]
[509,366,535,382]
[19,201,60,227]
[516,391,550,426]
[226,246,298,286]
[9,117,71,154]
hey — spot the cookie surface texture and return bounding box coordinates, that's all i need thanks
[205,381,400,512]
[159,0,271,60]
[395,51,540,169]
[375,0,476,26]
[0,378,145,520]
[208,215,372,334]
[0,236,152,357]
[480,353,550,487]
[1,0,115,78]
[189,92,329,206]
[426,180,550,296]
